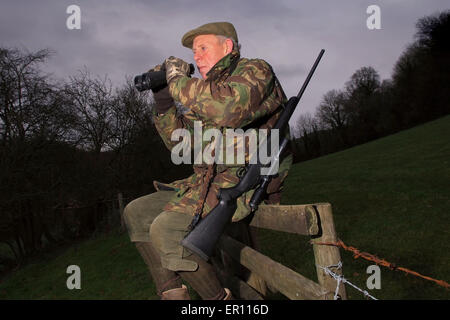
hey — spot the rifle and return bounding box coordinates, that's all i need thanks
[181,49,325,260]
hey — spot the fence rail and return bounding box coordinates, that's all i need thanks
[215,202,347,300]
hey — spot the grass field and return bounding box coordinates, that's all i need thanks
[1,116,449,300]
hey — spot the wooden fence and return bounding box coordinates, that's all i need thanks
[213,203,347,300]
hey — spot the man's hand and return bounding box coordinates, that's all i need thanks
[164,56,191,84]
[149,64,174,115]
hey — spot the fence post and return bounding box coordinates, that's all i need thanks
[311,203,347,299]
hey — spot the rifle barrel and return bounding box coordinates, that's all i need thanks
[297,49,325,100]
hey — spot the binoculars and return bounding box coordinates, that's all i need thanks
[134,63,195,92]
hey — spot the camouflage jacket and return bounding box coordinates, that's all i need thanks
[153,50,292,222]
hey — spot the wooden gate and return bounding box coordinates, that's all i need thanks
[213,203,347,300]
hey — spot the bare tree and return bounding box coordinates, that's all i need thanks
[295,112,319,137]
[391,10,450,127]
[64,68,115,153]
[315,90,348,130]
[0,48,59,143]
[415,10,450,51]
[293,112,322,158]
[345,66,381,99]
[0,47,69,261]
[108,77,153,151]
[344,66,381,142]
[315,89,349,145]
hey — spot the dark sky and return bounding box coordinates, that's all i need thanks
[1,0,448,125]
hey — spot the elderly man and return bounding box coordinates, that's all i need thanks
[124,22,292,300]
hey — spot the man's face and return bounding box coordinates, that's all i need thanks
[192,34,232,79]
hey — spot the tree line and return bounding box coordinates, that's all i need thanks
[291,11,449,162]
[0,47,191,269]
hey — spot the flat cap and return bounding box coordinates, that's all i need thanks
[181,22,238,49]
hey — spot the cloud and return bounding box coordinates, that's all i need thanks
[1,0,449,126]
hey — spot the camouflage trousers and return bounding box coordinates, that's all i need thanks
[123,191,198,271]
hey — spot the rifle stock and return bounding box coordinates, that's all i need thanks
[181,49,325,260]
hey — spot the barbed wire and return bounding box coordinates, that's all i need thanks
[314,239,450,290]
[317,261,378,300]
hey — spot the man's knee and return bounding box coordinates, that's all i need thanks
[123,195,165,242]
[148,211,171,251]
[149,210,198,271]
[149,211,191,252]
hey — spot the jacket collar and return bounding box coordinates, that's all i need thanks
[206,49,240,82]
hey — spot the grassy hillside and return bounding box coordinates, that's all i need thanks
[1,116,449,300]
[264,115,450,299]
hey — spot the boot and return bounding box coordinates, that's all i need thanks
[161,284,191,300]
